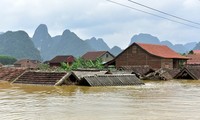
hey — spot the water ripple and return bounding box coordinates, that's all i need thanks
[0,81,200,120]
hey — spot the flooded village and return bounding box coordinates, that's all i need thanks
[1,42,200,86]
[1,42,200,120]
[1,0,200,119]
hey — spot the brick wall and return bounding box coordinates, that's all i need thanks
[115,44,174,69]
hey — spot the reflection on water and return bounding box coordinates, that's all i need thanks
[0,80,200,120]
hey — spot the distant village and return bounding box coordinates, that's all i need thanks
[0,42,200,86]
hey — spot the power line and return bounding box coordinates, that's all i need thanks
[106,0,200,29]
[128,0,200,26]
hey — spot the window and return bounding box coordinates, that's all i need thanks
[106,53,109,58]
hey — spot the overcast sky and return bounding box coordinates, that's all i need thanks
[0,0,200,49]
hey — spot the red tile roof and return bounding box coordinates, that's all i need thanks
[186,54,200,65]
[49,55,75,63]
[136,43,188,59]
[82,51,108,61]
[14,59,41,65]
[193,50,200,54]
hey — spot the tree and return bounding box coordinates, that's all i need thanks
[60,62,71,71]
[60,57,104,71]
[0,55,17,65]
[188,50,194,54]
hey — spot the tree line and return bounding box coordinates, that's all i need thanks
[0,55,17,65]
[60,58,104,71]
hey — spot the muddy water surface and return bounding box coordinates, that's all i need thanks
[0,80,200,120]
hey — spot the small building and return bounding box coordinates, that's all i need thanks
[186,54,200,66]
[82,51,114,63]
[119,65,155,76]
[186,50,200,66]
[105,43,188,69]
[79,74,144,86]
[192,50,200,54]
[43,60,50,64]
[12,71,79,86]
[0,67,26,81]
[174,67,200,80]
[49,55,75,67]
[14,59,41,69]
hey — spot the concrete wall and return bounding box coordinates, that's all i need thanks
[100,53,114,63]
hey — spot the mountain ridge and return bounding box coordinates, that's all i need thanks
[0,30,41,60]
[130,33,197,53]
[0,24,199,62]
[32,24,123,61]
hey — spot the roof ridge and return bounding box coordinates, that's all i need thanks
[136,42,188,59]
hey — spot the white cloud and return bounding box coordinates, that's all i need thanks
[0,0,200,48]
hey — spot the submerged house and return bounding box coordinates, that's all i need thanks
[105,43,188,69]
[79,74,144,86]
[49,55,75,67]
[186,50,200,66]
[192,50,200,54]
[174,67,200,80]
[12,71,79,86]
[82,51,114,63]
[14,59,41,69]
[0,67,26,81]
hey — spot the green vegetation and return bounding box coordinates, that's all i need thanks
[38,64,51,71]
[38,63,64,72]
[0,55,17,65]
[0,31,41,61]
[188,50,194,54]
[60,58,104,71]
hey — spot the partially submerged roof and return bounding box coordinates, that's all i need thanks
[120,65,155,76]
[73,70,107,79]
[193,50,200,54]
[186,54,200,65]
[174,67,200,80]
[82,51,114,61]
[12,71,79,86]
[49,55,75,63]
[79,74,144,86]
[14,59,37,64]
[0,67,26,81]
[136,43,188,59]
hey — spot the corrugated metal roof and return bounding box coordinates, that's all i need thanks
[73,70,107,79]
[174,67,200,80]
[80,74,144,86]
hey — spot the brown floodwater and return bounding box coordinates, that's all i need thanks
[0,80,200,120]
